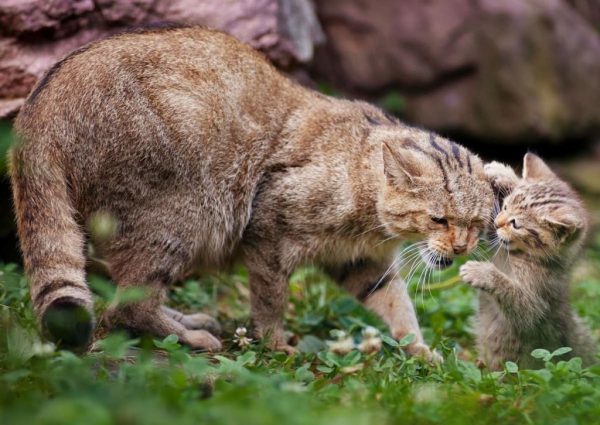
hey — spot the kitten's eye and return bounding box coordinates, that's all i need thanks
[431,216,448,226]
[509,219,520,229]
[503,204,507,211]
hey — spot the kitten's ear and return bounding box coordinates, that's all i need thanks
[543,209,584,242]
[382,142,423,184]
[523,153,556,180]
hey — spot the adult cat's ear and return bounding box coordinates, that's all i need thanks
[523,153,556,180]
[382,142,423,184]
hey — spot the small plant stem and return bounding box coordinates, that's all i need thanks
[416,275,462,292]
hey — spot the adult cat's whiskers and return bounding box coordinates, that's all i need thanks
[402,251,425,300]
[365,255,401,298]
[376,234,399,247]
[364,241,428,299]
[414,248,435,306]
[400,251,425,290]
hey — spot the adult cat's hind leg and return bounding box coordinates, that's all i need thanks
[161,306,222,335]
[102,247,221,352]
[104,284,221,351]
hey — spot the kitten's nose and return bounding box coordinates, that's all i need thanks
[453,244,467,255]
[495,213,507,228]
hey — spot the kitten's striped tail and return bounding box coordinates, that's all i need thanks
[9,145,94,351]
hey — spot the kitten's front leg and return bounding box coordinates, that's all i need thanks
[460,260,546,329]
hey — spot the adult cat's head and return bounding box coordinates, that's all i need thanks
[494,153,587,258]
[375,128,493,268]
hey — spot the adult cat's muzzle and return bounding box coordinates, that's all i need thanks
[420,247,454,269]
[432,256,454,269]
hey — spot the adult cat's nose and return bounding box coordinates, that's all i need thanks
[453,244,467,255]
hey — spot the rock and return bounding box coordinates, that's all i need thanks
[554,142,600,196]
[567,0,600,28]
[0,0,323,118]
[314,0,600,143]
[0,27,109,118]
[0,0,95,36]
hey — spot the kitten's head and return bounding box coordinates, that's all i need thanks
[495,153,587,257]
[376,129,493,268]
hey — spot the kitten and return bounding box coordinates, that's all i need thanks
[460,154,596,369]
[9,26,493,355]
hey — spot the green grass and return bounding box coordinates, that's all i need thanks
[2,239,600,425]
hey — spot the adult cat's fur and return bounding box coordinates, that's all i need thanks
[10,26,493,354]
[461,154,596,369]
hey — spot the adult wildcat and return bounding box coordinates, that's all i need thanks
[461,154,596,369]
[10,26,493,355]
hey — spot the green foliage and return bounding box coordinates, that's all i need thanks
[378,91,406,116]
[0,120,14,175]
[2,240,600,425]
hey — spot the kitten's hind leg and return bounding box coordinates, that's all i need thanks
[161,306,222,335]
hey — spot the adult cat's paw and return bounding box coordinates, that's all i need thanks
[484,161,518,192]
[460,261,496,291]
[405,342,443,364]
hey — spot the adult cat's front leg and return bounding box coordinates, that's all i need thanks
[243,244,296,354]
[332,259,441,362]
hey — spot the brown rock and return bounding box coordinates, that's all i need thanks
[314,0,476,91]
[0,0,95,36]
[0,0,323,118]
[567,0,600,28]
[314,0,600,143]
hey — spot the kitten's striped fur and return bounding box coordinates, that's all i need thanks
[461,154,596,369]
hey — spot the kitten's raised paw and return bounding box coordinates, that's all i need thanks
[182,330,222,352]
[460,261,495,290]
[484,161,518,191]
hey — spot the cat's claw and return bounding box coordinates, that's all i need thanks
[460,260,495,291]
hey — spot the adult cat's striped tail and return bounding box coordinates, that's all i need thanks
[9,141,94,351]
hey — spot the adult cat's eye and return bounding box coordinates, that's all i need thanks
[509,218,520,229]
[431,216,448,226]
